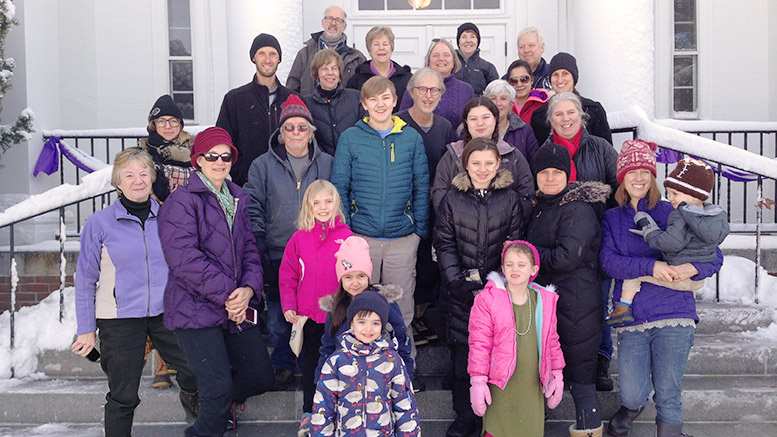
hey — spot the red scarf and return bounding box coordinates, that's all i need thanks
[552,128,582,182]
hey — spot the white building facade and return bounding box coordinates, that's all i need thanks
[1,0,775,199]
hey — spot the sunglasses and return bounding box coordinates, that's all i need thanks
[201,152,233,162]
[508,75,532,85]
[282,124,310,133]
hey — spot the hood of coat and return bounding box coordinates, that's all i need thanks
[483,270,557,295]
[318,283,404,312]
[337,330,397,356]
[557,181,611,206]
[451,168,514,192]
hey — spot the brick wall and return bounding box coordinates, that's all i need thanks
[0,275,75,312]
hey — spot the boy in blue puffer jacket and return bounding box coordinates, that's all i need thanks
[311,291,420,436]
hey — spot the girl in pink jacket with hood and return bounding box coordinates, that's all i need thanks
[468,240,565,436]
[278,180,353,434]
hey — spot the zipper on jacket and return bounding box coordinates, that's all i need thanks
[230,198,240,281]
[351,199,358,218]
[403,200,414,225]
[142,226,152,317]
[390,142,395,163]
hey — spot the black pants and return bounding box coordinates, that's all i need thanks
[175,325,273,437]
[302,321,325,413]
[98,315,197,437]
[451,343,471,416]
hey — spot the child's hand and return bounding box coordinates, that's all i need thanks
[284,309,299,324]
[545,370,564,409]
[469,376,491,416]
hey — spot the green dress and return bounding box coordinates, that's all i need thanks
[482,290,544,437]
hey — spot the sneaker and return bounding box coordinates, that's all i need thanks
[411,376,427,393]
[272,368,295,391]
[179,389,199,418]
[152,373,172,389]
[605,304,634,327]
[297,412,312,437]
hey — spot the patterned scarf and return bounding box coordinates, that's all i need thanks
[196,171,235,230]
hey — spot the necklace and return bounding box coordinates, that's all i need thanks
[515,289,532,336]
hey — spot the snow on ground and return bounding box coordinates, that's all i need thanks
[0,424,101,437]
[740,322,777,342]
[0,288,76,379]
[697,256,777,306]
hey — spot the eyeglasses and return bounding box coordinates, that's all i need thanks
[282,124,310,133]
[323,16,345,25]
[154,118,181,127]
[413,86,442,97]
[201,152,233,162]
[508,75,532,85]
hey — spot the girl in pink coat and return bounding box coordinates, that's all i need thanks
[278,180,353,434]
[468,240,565,436]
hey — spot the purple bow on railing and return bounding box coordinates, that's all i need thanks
[33,137,108,176]
[654,147,760,183]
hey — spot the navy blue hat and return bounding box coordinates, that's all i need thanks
[347,291,390,327]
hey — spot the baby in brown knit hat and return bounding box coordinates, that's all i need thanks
[607,158,730,327]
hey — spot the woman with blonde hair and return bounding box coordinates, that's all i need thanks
[278,179,353,435]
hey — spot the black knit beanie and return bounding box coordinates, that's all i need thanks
[549,52,579,86]
[532,143,571,177]
[457,22,481,49]
[148,94,183,124]
[250,33,282,62]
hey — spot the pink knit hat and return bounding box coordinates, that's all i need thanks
[616,139,657,184]
[191,126,239,169]
[335,236,373,282]
[279,94,313,126]
[501,240,540,282]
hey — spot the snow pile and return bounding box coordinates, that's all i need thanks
[697,256,777,306]
[0,167,113,226]
[608,106,777,180]
[42,125,211,138]
[0,288,77,379]
[740,322,777,343]
[0,424,101,437]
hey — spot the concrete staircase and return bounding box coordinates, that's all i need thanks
[1,302,776,436]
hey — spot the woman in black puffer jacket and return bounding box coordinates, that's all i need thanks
[433,138,524,437]
[525,143,610,436]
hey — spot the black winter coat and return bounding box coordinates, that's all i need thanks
[454,49,499,96]
[215,76,296,186]
[303,85,364,156]
[526,181,610,385]
[531,95,612,147]
[433,169,524,345]
[345,60,413,112]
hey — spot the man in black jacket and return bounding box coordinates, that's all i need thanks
[216,33,295,186]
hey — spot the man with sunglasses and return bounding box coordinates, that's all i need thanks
[286,5,366,96]
[244,95,333,392]
[454,22,499,96]
[216,33,296,187]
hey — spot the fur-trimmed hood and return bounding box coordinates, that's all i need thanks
[451,168,514,192]
[318,283,404,312]
[556,181,611,206]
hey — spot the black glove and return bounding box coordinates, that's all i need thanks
[448,278,482,304]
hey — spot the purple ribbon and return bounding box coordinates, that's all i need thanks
[33,137,101,177]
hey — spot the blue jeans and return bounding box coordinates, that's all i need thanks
[264,258,297,371]
[175,325,273,437]
[616,324,695,425]
[598,279,614,360]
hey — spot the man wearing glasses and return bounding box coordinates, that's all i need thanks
[216,33,295,187]
[286,6,366,96]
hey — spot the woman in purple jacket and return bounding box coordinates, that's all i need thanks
[600,140,723,437]
[72,148,198,437]
[158,127,273,436]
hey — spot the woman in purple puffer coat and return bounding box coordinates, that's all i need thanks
[158,127,273,436]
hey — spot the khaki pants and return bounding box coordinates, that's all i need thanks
[622,276,704,297]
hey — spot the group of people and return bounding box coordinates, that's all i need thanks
[70,6,729,437]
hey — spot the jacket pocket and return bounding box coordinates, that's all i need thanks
[403,200,414,225]
[350,198,358,218]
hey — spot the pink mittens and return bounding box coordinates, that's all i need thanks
[545,370,564,409]
[469,375,491,416]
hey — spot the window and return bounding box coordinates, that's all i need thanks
[673,0,697,116]
[168,0,194,120]
[358,0,499,11]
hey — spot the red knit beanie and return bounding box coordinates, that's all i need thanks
[664,158,714,201]
[191,127,239,169]
[616,139,657,184]
[279,95,313,127]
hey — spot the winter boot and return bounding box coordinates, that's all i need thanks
[605,405,644,436]
[446,411,480,437]
[569,423,604,437]
[605,305,634,327]
[596,354,614,392]
[655,420,692,437]
[178,389,199,418]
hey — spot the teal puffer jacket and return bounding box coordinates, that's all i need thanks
[332,117,430,239]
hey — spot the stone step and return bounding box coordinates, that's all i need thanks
[2,375,776,424]
[2,421,776,437]
[695,301,775,334]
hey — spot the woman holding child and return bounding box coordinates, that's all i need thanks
[600,140,724,437]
